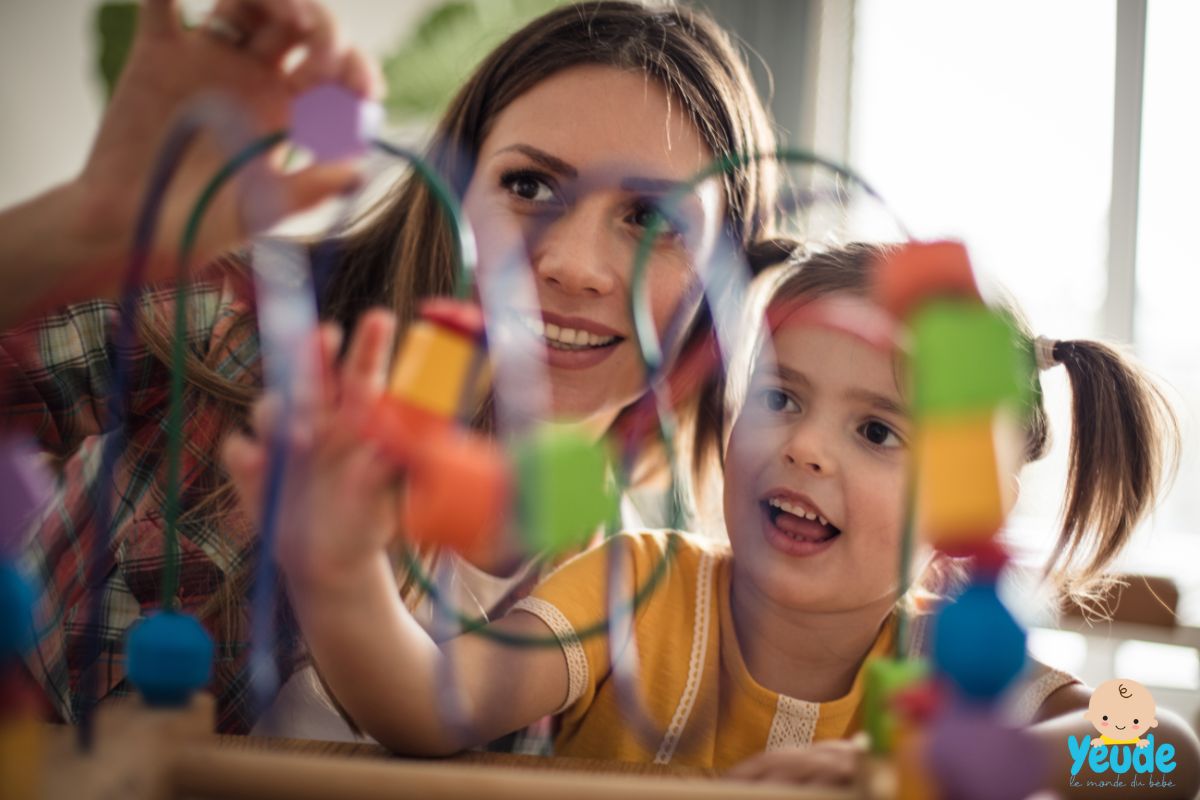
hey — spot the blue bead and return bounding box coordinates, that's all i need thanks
[932,579,1026,700]
[0,561,35,660]
[126,612,214,707]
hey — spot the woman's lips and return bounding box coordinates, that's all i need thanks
[514,309,627,370]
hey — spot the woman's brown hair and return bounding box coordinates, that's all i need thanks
[690,242,1180,609]
[136,1,779,676]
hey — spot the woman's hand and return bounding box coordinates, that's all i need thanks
[223,309,400,589]
[83,0,381,266]
[724,739,864,786]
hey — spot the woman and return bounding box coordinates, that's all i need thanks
[0,0,778,736]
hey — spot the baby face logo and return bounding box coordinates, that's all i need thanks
[1084,679,1158,747]
[1068,678,1177,789]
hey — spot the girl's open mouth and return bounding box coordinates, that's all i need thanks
[760,499,842,557]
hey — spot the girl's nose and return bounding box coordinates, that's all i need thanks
[781,423,835,476]
[532,203,619,297]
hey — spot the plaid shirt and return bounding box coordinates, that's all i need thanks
[1,279,560,751]
[0,279,275,732]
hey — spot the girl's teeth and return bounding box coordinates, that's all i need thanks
[768,497,831,527]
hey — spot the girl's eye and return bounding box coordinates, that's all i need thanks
[759,388,799,413]
[860,420,902,449]
[501,170,558,204]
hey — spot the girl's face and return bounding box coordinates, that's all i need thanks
[723,296,911,613]
[463,64,725,423]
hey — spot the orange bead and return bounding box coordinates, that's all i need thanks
[873,240,980,320]
[404,432,511,557]
[368,397,452,466]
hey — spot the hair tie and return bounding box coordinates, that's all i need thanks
[1034,336,1060,371]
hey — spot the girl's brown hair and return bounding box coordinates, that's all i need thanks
[691,242,1180,608]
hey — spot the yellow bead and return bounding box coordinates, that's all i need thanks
[388,320,486,420]
[894,721,940,800]
[0,715,43,800]
[915,414,1016,547]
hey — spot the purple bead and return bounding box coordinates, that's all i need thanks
[289,83,383,162]
[0,435,52,554]
[927,706,1048,800]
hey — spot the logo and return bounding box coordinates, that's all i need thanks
[1067,679,1177,791]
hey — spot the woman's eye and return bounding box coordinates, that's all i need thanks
[628,200,686,239]
[860,420,902,449]
[501,171,557,204]
[759,388,799,413]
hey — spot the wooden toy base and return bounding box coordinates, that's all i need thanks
[30,695,893,799]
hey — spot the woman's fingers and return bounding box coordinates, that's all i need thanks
[285,0,344,91]
[274,161,363,220]
[336,46,385,100]
[140,0,182,38]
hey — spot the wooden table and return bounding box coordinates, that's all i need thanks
[34,697,872,800]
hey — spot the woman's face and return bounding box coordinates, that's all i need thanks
[463,64,725,424]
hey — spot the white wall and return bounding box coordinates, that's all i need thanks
[0,0,440,208]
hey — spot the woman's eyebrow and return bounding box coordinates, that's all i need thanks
[492,145,693,196]
[618,176,691,194]
[493,144,577,178]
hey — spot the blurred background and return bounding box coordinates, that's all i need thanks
[1,0,1196,726]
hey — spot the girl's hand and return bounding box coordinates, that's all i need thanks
[223,309,400,588]
[73,0,383,291]
[724,739,864,786]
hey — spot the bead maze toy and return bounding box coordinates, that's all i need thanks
[1,78,1057,799]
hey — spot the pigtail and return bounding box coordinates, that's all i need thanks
[1044,339,1180,608]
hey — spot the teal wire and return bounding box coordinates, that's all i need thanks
[160,131,287,611]
[627,146,914,627]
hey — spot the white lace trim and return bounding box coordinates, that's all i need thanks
[511,597,589,714]
[766,695,820,750]
[653,552,716,765]
[1011,667,1080,724]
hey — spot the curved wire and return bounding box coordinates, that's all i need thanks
[613,147,915,754]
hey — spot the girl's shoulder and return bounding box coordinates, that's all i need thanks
[607,528,731,567]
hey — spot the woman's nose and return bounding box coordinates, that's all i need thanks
[532,203,619,297]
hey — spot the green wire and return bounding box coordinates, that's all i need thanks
[159,133,478,616]
[160,131,287,611]
[369,139,477,300]
[627,146,913,628]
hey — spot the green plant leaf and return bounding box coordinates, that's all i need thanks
[96,2,139,102]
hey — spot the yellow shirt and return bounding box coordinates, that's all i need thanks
[512,530,894,770]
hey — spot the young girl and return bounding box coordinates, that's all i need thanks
[1,0,775,735]
[223,242,1198,794]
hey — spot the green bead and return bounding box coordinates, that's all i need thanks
[865,657,928,754]
[910,301,1033,418]
[514,426,616,555]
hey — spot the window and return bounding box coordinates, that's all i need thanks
[850,1,1200,622]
